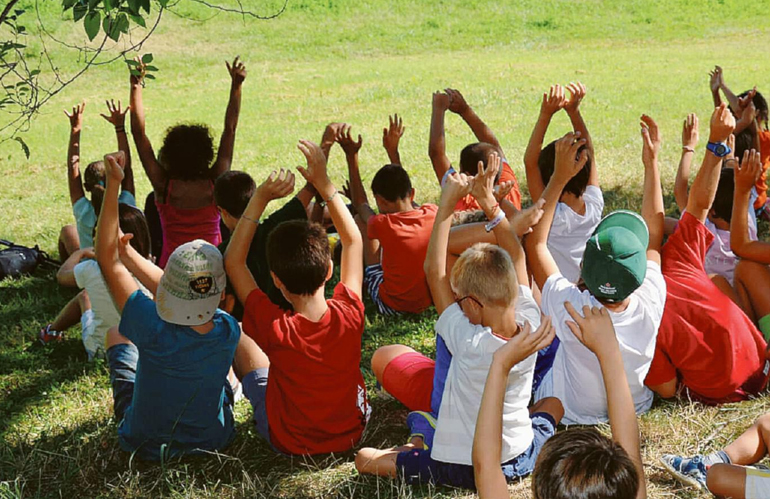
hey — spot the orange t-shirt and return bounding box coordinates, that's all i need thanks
[756,130,770,209]
[367,204,438,313]
[454,159,522,212]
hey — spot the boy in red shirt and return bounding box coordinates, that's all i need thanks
[224,140,369,455]
[336,123,437,315]
[429,89,522,212]
[645,104,770,404]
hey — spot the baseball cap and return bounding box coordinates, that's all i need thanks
[155,239,226,326]
[581,210,649,302]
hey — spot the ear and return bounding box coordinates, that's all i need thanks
[270,270,284,291]
[409,188,416,202]
[325,259,333,282]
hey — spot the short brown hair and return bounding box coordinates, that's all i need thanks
[83,161,105,192]
[532,429,639,499]
[450,243,517,307]
[266,220,330,295]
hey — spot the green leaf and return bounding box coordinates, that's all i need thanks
[141,53,153,63]
[125,59,139,66]
[29,69,40,76]
[126,0,140,14]
[103,0,114,10]
[157,0,169,7]
[144,65,158,71]
[88,0,101,10]
[103,15,120,41]
[129,13,146,27]
[129,69,141,76]
[73,3,88,21]
[62,0,77,10]
[14,137,30,159]
[84,10,101,40]
[144,73,155,79]
[116,13,129,33]
[139,0,150,13]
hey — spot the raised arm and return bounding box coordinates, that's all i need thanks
[524,85,566,202]
[674,114,699,211]
[320,122,344,160]
[564,82,598,186]
[525,132,588,289]
[717,66,741,112]
[425,172,473,314]
[128,59,166,192]
[117,232,163,295]
[473,317,556,499]
[337,125,376,223]
[101,99,134,196]
[731,149,770,262]
[640,115,664,265]
[429,91,452,183]
[297,140,364,298]
[95,152,139,312]
[382,114,404,165]
[224,170,295,305]
[64,102,86,205]
[211,57,247,178]
[564,303,646,499]
[709,67,723,108]
[685,104,736,223]
[446,88,503,153]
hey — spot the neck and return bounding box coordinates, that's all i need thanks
[710,217,730,231]
[288,287,329,322]
[559,191,586,215]
[389,199,416,213]
[191,319,215,335]
[483,304,519,338]
[603,297,631,313]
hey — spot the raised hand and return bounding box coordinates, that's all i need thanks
[564,302,618,358]
[640,115,661,168]
[709,102,736,143]
[470,152,500,205]
[256,168,295,202]
[100,99,129,127]
[226,56,247,85]
[129,56,146,86]
[735,149,763,194]
[709,66,723,94]
[509,198,545,237]
[432,91,451,112]
[64,101,86,132]
[382,114,404,155]
[104,151,126,182]
[336,124,363,156]
[494,180,515,203]
[681,113,699,150]
[540,84,566,117]
[564,82,586,114]
[445,88,469,115]
[440,171,473,207]
[297,139,331,190]
[341,180,352,200]
[737,87,757,112]
[553,131,588,184]
[726,133,736,161]
[492,316,555,372]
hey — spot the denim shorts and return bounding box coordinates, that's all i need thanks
[107,343,139,422]
[242,367,282,452]
[396,412,557,490]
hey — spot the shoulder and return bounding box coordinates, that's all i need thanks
[72,197,95,219]
[118,191,137,207]
[541,274,590,314]
[331,282,365,312]
[73,259,99,286]
[583,185,604,205]
[515,286,541,326]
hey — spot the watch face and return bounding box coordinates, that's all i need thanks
[714,144,728,156]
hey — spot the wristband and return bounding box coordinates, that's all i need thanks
[682,146,695,153]
[440,167,456,188]
[320,190,338,207]
[115,126,126,133]
[484,209,505,232]
[242,215,260,225]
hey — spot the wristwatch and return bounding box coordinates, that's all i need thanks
[706,141,732,158]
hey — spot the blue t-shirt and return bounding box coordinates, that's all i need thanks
[73,191,136,249]
[117,290,240,460]
[431,335,452,415]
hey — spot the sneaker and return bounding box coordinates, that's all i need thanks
[660,454,708,489]
[38,324,64,345]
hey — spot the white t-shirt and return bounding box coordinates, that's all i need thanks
[547,186,604,283]
[537,261,666,425]
[431,286,541,466]
[703,215,757,286]
[74,259,147,360]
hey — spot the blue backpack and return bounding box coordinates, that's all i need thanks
[0,239,59,280]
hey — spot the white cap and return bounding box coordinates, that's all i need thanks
[155,239,226,326]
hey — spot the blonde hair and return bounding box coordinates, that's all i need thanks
[450,243,518,307]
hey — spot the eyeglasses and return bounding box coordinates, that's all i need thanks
[456,295,484,309]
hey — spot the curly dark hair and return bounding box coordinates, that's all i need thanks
[158,124,215,180]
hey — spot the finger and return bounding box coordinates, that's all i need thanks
[100,113,110,121]
[563,300,584,325]
[389,115,393,128]
[357,134,363,147]
[565,320,583,342]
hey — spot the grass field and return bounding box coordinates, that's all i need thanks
[2,0,770,497]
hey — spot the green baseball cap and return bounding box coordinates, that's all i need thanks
[581,210,649,302]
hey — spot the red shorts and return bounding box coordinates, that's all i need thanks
[381,352,434,412]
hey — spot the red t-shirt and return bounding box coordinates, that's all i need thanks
[242,283,370,455]
[454,160,522,212]
[755,129,770,209]
[646,212,767,401]
[368,204,438,313]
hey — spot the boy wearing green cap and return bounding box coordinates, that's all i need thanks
[646,104,769,406]
[525,126,666,425]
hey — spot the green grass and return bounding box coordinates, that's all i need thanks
[2,0,770,497]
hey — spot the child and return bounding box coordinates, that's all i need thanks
[474,304,646,499]
[129,57,245,267]
[337,123,437,315]
[429,88,522,212]
[47,204,151,359]
[645,105,769,404]
[59,100,136,261]
[662,412,770,497]
[523,83,603,283]
[215,170,315,318]
[526,126,666,425]
[224,141,369,455]
[97,151,239,461]
[356,155,563,489]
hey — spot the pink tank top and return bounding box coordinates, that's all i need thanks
[155,179,222,268]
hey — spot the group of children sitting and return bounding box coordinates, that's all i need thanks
[39,59,770,498]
